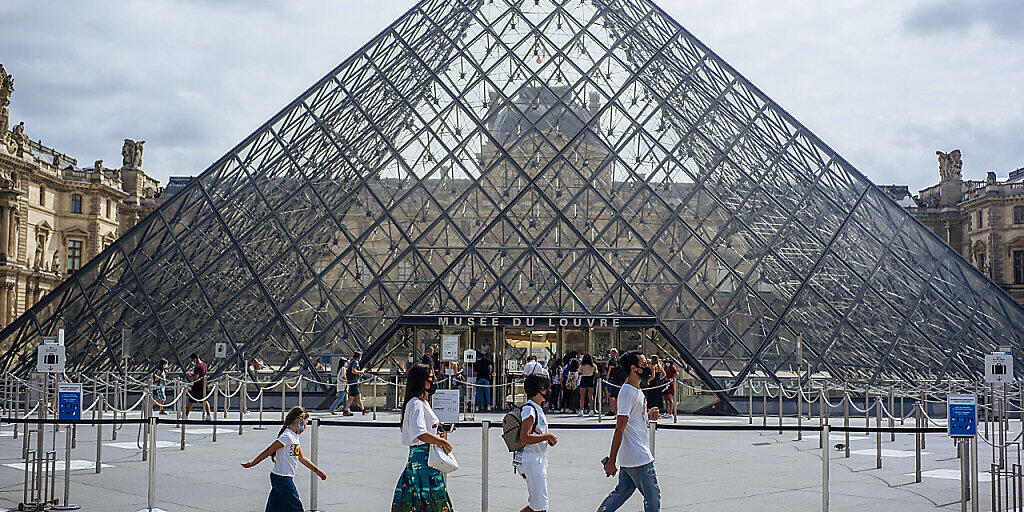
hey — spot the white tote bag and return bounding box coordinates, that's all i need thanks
[428,444,459,474]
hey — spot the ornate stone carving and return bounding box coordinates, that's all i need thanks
[50,250,59,273]
[0,64,12,139]
[937,149,963,181]
[121,139,145,169]
[9,121,26,157]
[94,159,104,172]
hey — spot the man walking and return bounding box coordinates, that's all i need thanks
[473,351,493,412]
[597,350,660,512]
[184,352,212,421]
[345,351,368,415]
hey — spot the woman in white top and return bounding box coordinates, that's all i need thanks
[518,373,558,512]
[241,406,327,512]
[392,363,455,512]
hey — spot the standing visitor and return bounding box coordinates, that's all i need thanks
[549,357,563,413]
[329,357,349,415]
[645,356,665,413]
[392,363,455,512]
[421,346,440,372]
[606,355,627,416]
[153,359,168,415]
[597,351,660,512]
[564,353,581,414]
[578,354,598,416]
[346,351,368,415]
[661,359,678,418]
[241,406,327,512]
[516,374,558,512]
[523,355,547,376]
[603,349,618,414]
[184,352,212,420]
[473,351,493,412]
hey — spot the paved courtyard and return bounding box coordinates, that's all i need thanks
[0,410,991,511]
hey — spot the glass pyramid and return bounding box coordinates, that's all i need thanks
[2,0,1022,395]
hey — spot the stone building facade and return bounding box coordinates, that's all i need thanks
[884,150,1024,305]
[0,64,163,329]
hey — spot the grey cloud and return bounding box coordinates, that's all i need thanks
[899,113,1024,181]
[904,0,1024,39]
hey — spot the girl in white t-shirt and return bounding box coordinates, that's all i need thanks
[241,406,327,512]
[392,363,455,512]
[517,373,558,512]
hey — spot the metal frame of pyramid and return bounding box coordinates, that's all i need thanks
[2,0,1023,400]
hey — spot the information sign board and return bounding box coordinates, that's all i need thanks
[58,382,83,421]
[36,342,65,373]
[431,388,460,424]
[985,352,1013,384]
[947,394,977,437]
[441,334,459,362]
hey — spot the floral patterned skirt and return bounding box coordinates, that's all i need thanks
[391,444,453,512]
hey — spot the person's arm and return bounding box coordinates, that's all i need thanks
[604,415,628,477]
[293,444,327,480]
[519,411,557,447]
[416,431,454,453]
[241,440,283,468]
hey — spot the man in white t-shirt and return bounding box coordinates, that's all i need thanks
[522,355,548,376]
[517,373,558,512]
[597,350,660,512]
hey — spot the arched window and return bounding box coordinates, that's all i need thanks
[70,194,82,214]
[1014,205,1024,225]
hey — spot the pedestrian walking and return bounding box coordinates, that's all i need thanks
[241,406,327,512]
[597,351,661,512]
[549,358,563,413]
[153,359,168,415]
[662,359,678,418]
[515,374,558,512]
[473,351,493,412]
[645,356,665,413]
[329,357,349,415]
[579,354,597,416]
[346,351,369,415]
[392,363,455,512]
[184,352,212,420]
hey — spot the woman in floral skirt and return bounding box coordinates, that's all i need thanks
[392,363,454,512]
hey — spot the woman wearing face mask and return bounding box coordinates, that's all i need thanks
[392,363,455,512]
[516,374,558,512]
[241,406,327,512]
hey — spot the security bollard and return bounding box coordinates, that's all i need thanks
[482,421,490,512]
[822,424,829,512]
[309,418,320,512]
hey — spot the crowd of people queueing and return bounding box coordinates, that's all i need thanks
[240,350,666,512]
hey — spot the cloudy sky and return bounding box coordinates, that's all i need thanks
[1,0,1021,191]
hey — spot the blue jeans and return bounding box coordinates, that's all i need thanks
[266,473,303,512]
[475,379,491,410]
[596,461,660,512]
[330,390,348,411]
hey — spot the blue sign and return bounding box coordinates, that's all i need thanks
[58,383,82,421]
[947,394,977,437]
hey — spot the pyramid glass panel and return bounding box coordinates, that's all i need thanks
[2,0,1023,411]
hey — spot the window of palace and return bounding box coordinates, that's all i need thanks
[70,194,82,214]
[106,199,113,218]
[1015,249,1024,285]
[977,210,984,229]
[39,185,46,207]
[1014,205,1024,225]
[976,251,986,274]
[67,239,83,272]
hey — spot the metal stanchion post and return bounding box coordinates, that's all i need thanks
[212,386,218,443]
[649,419,656,457]
[875,398,882,469]
[281,380,286,421]
[672,379,678,423]
[482,420,490,512]
[309,418,320,512]
[749,385,753,424]
[819,390,825,450]
[298,376,303,409]
[920,389,927,450]
[96,392,103,474]
[134,416,163,512]
[373,377,377,421]
[256,387,265,430]
[798,384,803,441]
[822,423,829,512]
[915,403,922,483]
[843,390,850,458]
[52,418,81,510]
[960,439,969,512]
[142,385,151,462]
[778,384,783,434]
[889,390,895,442]
[239,381,244,436]
[762,383,767,427]
[971,435,979,512]
[596,379,602,423]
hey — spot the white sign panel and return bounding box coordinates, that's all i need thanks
[985,353,1014,384]
[463,349,477,364]
[431,388,460,424]
[441,334,459,362]
[36,343,66,373]
[214,342,228,359]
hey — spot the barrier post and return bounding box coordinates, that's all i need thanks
[52,417,81,511]
[915,403,922,483]
[875,397,882,469]
[482,420,490,512]
[748,384,753,424]
[239,380,244,436]
[649,419,657,457]
[971,435,979,512]
[142,384,151,462]
[822,424,829,512]
[921,389,927,450]
[762,383,767,427]
[256,387,265,430]
[843,385,850,458]
[373,377,378,421]
[672,378,678,424]
[14,377,20,439]
[281,379,286,421]
[298,375,303,409]
[797,384,803,441]
[144,416,158,512]
[778,384,783,435]
[96,391,103,474]
[596,379,602,423]
[819,389,825,450]
[212,385,218,443]
[959,439,968,512]
[309,418,320,511]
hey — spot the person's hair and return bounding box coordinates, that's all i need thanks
[352,351,361,359]
[527,355,537,362]
[189,352,198,361]
[650,355,660,365]
[426,346,434,352]
[402,363,433,422]
[524,374,551,399]
[158,358,167,369]
[609,348,618,355]
[582,353,594,366]
[279,406,308,436]
[619,350,643,373]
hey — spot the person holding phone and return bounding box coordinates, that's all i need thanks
[597,351,660,512]
[392,363,454,512]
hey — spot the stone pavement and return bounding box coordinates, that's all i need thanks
[0,410,990,511]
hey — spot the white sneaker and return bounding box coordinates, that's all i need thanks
[578,410,584,417]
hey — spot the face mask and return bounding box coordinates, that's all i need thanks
[426,380,437,396]
[540,390,549,404]
[297,418,307,434]
[636,365,653,380]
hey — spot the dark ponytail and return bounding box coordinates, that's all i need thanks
[279,406,307,437]
[402,364,433,422]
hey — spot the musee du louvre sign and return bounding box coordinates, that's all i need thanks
[398,315,660,328]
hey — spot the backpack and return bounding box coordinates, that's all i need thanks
[564,371,581,391]
[501,403,540,452]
